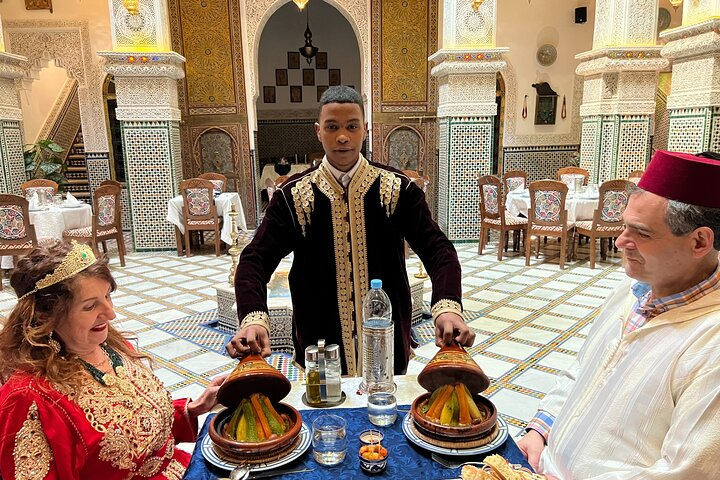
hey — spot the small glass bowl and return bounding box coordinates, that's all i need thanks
[358,450,388,474]
[359,429,384,446]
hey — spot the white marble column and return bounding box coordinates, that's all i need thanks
[98,0,184,251]
[661,1,720,153]
[429,0,506,241]
[575,0,668,183]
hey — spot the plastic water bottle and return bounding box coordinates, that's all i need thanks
[360,279,394,394]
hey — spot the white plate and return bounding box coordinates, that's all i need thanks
[200,421,311,472]
[61,204,85,209]
[401,412,509,456]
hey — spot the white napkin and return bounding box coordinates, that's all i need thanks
[28,192,40,210]
[64,192,82,207]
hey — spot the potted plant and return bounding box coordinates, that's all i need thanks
[24,139,68,191]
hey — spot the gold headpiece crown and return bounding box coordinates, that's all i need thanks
[18,241,97,300]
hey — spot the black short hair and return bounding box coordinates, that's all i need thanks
[319,86,364,119]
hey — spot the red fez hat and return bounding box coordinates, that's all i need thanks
[638,150,720,208]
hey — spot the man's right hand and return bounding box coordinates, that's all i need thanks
[517,429,546,472]
[226,325,271,358]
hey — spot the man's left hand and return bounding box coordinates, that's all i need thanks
[435,312,475,347]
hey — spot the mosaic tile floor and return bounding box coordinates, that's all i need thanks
[0,232,626,440]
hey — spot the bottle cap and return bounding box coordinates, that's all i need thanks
[325,344,340,360]
[305,345,318,362]
[371,279,382,289]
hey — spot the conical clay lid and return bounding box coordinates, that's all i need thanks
[417,342,490,394]
[217,353,291,408]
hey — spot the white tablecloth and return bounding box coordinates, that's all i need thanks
[1,204,93,268]
[166,192,246,245]
[259,164,311,188]
[506,188,599,223]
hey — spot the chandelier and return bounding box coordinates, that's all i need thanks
[123,0,139,15]
[298,6,319,64]
[292,0,310,10]
[668,0,682,10]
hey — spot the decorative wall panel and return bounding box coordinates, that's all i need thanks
[580,116,601,182]
[615,116,650,180]
[256,119,322,163]
[386,127,422,172]
[381,0,427,103]
[502,146,580,183]
[0,121,24,194]
[121,120,181,250]
[668,107,711,153]
[437,117,448,233]
[711,107,720,154]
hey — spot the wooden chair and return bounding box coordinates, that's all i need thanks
[178,178,223,257]
[99,179,123,189]
[0,194,39,290]
[502,170,527,196]
[198,172,228,193]
[628,169,644,185]
[20,179,58,205]
[63,184,126,266]
[477,175,528,261]
[573,179,631,268]
[556,167,589,186]
[525,180,575,269]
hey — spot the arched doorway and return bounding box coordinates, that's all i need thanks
[254,1,361,212]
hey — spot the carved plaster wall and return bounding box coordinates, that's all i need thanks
[245,0,370,112]
[4,21,109,154]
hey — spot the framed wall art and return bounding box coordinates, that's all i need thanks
[287,52,300,69]
[303,69,315,86]
[329,69,341,86]
[275,69,288,86]
[263,86,276,104]
[316,52,327,69]
[317,85,328,102]
[290,86,303,103]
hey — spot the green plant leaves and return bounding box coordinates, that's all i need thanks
[23,139,69,191]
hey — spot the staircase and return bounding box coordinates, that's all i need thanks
[64,131,91,203]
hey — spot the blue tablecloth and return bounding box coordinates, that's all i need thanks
[184,407,532,479]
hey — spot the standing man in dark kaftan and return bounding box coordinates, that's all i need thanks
[228,86,474,376]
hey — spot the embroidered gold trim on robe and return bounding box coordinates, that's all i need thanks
[378,170,402,217]
[290,174,316,237]
[14,401,52,480]
[54,355,176,476]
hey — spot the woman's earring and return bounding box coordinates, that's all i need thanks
[48,332,61,354]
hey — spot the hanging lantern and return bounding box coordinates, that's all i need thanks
[123,0,139,15]
[471,0,484,11]
[292,0,310,10]
[668,0,682,11]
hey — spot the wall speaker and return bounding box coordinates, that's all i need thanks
[575,7,587,24]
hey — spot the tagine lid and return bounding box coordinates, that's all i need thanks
[217,353,291,408]
[417,342,490,394]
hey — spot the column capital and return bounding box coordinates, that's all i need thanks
[0,52,28,80]
[575,47,668,76]
[97,51,185,80]
[660,18,720,60]
[429,48,508,77]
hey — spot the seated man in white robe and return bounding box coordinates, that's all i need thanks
[518,150,720,479]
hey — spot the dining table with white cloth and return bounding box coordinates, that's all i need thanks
[505,187,600,223]
[0,203,93,269]
[166,191,247,246]
[259,163,311,188]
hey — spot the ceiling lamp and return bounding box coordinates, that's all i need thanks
[292,0,310,10]
[471,0,484,11]
[298,6,319,65]
[668,0,682,11]
[123,0,139,15]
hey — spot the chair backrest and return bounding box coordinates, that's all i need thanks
[0,194,38,254]
[274,175,289,188]
[403,170,430,192]
[593,179,632,228]
[99,179,123,189]
[198,172,227,193]
[92,184,122,233]
[557,167,589,186]
[21,179,58,195]
[528,180,569,227]
[180,178,218,220]
[503,170,527,194]
[477,174,503,222]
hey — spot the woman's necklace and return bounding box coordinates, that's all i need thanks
[80,343,129,389]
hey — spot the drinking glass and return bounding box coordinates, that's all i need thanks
[312,414,347,466]
[367,391,397,427]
